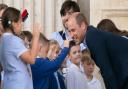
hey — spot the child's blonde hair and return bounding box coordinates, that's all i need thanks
[81,49,95,64]
[39,33,49,46]
[49,40,60,50]
[47,40,61,59]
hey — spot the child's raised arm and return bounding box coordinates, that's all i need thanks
[20,24,41,64]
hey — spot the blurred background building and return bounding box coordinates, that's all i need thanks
[0,0,128,38]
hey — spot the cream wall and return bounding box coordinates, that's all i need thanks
[0,0,128,36]
[78,1,128,89]
[78,0,128,31]
[0,0,67,37]
[78,0,90,23]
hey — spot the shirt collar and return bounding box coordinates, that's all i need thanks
[3,32,13,36]
[70,63,84,73]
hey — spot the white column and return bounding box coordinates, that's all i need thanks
[13,0,21,10]
[3,0,13,7]
[0,0,3,3]
[90,0,101,26]
[41,0,45,33]
[54,0,63,32]
[44,0,55,37]
[34,0,41,24]
[23,0,34,32]
[34,0,44,33]
[78,0,90,23]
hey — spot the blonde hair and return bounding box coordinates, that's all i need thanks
[47,40,61,59]
[81,49,95,64]
[49,40,61,50]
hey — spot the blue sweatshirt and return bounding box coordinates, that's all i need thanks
[31,47,69,89]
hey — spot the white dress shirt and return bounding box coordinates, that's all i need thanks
[66,63,89,89]
[87,76,102,89]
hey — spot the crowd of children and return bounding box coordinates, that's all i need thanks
[0,1,104,89]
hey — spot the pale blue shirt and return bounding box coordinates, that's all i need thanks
[50,29,71,48]
[1,33,33,89]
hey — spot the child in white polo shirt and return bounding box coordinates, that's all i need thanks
[81,49,102,89]
[66,42,89,89]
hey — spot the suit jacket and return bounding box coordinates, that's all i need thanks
[85,26,128,89]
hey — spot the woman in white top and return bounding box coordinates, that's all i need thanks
[1,7,40,89]
[66,43,89,89]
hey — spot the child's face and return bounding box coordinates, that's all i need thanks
[69,45,81,65]
[24,37,30,48]
[83,61,94,76]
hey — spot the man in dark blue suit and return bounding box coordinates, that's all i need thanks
[66,12,128,89]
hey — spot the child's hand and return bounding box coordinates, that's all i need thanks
[64,40,70,48]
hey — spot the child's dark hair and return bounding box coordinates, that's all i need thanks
[2,7,20,34]
[97,19,128,37]
[69,40,76,48]
[60,0,80,16]
[21,31,32,42]
[0,4,8,11]
[69,40,80,53]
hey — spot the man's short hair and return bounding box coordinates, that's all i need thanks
[74,13,88,26]
[60,0,80,16]
[21,31,32,42]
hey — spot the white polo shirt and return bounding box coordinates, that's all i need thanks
[87,76,102,89]
[66,63,89,89]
